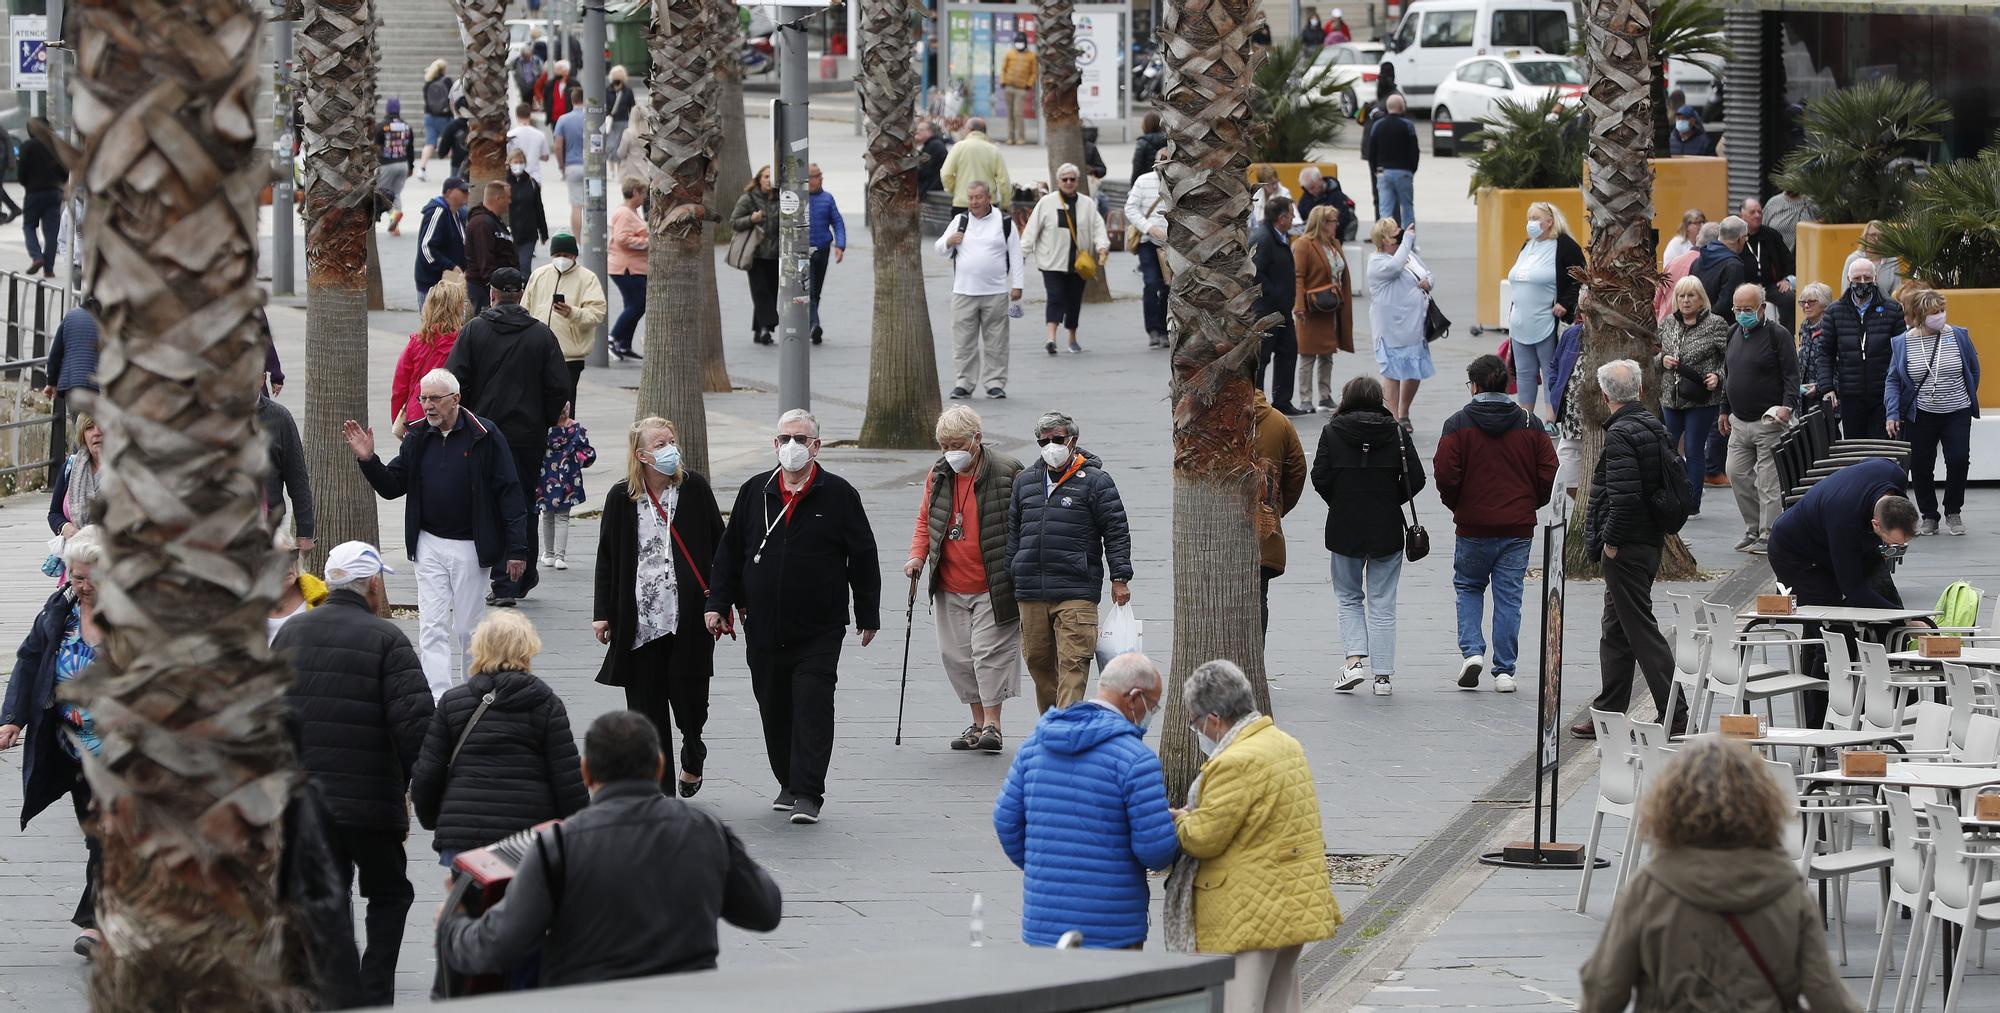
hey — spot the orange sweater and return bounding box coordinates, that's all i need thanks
[908,470,989,595]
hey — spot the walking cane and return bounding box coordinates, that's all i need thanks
[895,573,918,745]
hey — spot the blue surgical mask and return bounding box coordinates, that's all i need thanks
[1676,118,1691,133]
[650,445,680,475]
[1525,219,1544,240]
[1735,311,1761,330]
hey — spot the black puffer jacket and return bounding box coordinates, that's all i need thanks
[1819,291,1903,408]
[444,303,571,450]
[1008,448,1135,604]
[1311,409,1425,559]
[1585,403,1670,561]
[409,668,588,854]
[275,590,435,833]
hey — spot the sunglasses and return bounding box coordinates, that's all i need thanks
[1035,436,1070,447]
[775,434,815,445]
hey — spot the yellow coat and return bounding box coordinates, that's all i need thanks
[1175,716,1342,954]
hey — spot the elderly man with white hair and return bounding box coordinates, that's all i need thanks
[1573,360,1687,738]
[1718,282,1798,552]
[1022,163,1110,355]
[994,651,1177,949]
[343,367,531,697]
[707,409,881,826]
[936,179,1024,400]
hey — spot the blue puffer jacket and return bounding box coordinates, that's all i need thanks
[993,703,1179,948]
[1007,448,1134,604]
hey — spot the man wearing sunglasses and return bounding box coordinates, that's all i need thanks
[707,409,880,826]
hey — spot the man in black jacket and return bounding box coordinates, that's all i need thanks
[447,266,570,603]
[259,392,315,553]
[916,120,951,195]
[16,119,66,278]
[1692,216,1750,322]
[706,409,881,826]
[273,541,434,1006]
[439,711,783,987]
[1740,197,1795,328]
[1368,95,1419,227]
[1575,360,1686,737]
[1253,197,1308,415]
[1718,284,1798,552]
[463,181,518,312]
[1008,410,1135,712]
[1820,257,1902,440]
[343,368,530,695]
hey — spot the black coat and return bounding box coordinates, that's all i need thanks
[1252,223,1296,317]
[594,475,725,687]
[708,466,883,649]
[464,204,518,285]
[409,668,588,854]
[1132,131,1168,181]
[275,590,435,834]
[1743,227,1794,291]
[1585,403,1670,560]
[1007,448,1135,604]
[1,589,80,829]
[359,410,531,568]
[918,136,951,194]
[507,169,550,249]
[1311,409,1425,559]
[445,302,571,450]
[1821,291,1904,408]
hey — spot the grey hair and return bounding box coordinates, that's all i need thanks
[966,180,991,198]
[1799,281,1833,306]
[778,408,821,439]
[1186,660,1256,723]
[1099,652,1160,695]
[62,525,104,570]
[967,116,988,133]
[1056,163,1080,180]
[1718,215,1747,243]
[1696,221,1722,245]
[1298,165,1323,188]
[1846,256,1877,282]
[1034,410,1078,440]
[419,367,460,395]
[1597,359,1643,404]
[325,573,374,595]
[1735,282,1767,308]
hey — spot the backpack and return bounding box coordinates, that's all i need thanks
[424,76,453,117]
[1645,421,1698,534]
[1933,581,1984,638]
[947,210,1009,264]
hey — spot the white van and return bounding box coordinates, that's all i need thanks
[1380,0,1576,115]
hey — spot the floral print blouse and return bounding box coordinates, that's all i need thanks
[54,604,100,758]
[633,487,680,648]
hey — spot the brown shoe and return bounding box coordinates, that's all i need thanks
[1570,721,1597,739]
[1704,474,1731,487]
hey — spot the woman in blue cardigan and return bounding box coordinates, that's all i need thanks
[1884,288,1981,536]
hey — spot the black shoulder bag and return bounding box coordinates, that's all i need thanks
[1393,432,1429,562]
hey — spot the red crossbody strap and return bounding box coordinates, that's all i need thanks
[1722,912,1791,1003]
[644,486,710,596]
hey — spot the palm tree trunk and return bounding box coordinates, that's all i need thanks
[302,0,384,572]
[857,0,941,447]
[67,0,301,1003]
[1035,0,1110,304]
[636,0,718,474]
[452,0,510,185]
[699,221,731,392]
[709,0,752,242]
[1154,0,1272,805]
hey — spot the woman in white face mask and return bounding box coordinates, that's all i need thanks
[903,406,1026,751]
[1503,201,1585,422]
[1884,287,1980,536]
[1165,660,1342,1012]
[590,416,727,796]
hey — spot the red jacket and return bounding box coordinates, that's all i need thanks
[390,330,458,427]
[1434,396,1559,538]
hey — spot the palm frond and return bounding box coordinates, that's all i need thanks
[1772,78,1951,223]
[1249,40,1351,162]
[1875,146,2000,289]
[1465,93,1588,193]
[1652,0,1732,77]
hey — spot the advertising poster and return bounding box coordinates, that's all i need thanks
[11,15,46,93]
[1073,13,1120,123]
[970,12,994,117]
[1537,521,1567,772]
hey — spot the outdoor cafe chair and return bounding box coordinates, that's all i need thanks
[1575,709,1641,916]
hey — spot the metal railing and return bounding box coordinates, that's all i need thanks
[0,354,57,482]
[0,269,74,485]
[5,269,70,364]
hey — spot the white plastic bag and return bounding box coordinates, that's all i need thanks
[1095,603,1144,670]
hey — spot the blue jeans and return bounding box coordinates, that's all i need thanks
[22,189,61,265]
[611,272,646,349]
[1376,169,1415,227]
[1453,536,1533,675]
[1510,336,1555,414]
[1662,404,1719,509]
[1331,551,1403,674]
[1137,243,1168,335]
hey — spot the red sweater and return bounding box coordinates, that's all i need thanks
[1434,396,1559,538]
[389,330,458,427]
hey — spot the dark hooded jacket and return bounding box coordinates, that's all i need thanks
[1691,240,1747,322]
[917,134,951,194]
[1132,129,1168,181]
[444,302,571,450]
[2,589,81,829]
[1310,409,1425,559]
[1820,287,1903,411]
[1007,448,1135,604]
[1585,403,1670,560]
[1434,396,1557,538]
[463,204,518,285]
[410,668,588,853]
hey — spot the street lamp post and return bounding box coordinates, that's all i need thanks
[271,13,297,297]
[583,0,609,368]
[774,13,810,412]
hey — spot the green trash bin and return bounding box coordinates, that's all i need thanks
[607,17,650,78]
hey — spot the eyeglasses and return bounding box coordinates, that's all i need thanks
[775,433,815,445]
[1799,298,1823,307]
[416,393,456,404]
[1035,436,1070,447]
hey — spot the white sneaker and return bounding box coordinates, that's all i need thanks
[1493,674,1518,693]
[1458,655,1485,689]
[1334,661,1367,692]
[538,555,557,568]
[552,557,569,570]
[1372,676,1393,697]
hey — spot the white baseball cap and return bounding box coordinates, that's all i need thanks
[324,541,396,584]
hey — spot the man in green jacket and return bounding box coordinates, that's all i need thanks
[940,118,1012,219]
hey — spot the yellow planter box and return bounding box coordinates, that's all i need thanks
[1475,187,1586,330]
[1247,162,1339,189]
[1649,156,1728,263]
[1939,288,2000,409]
[1797,222,1867,300]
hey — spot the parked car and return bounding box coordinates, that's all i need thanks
[1380,0,1575,115]
[1312,41,1387,118]
[1429,54,1583,155]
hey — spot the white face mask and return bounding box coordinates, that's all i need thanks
[1525,219,1544,240]
[776,440,812,472]
[1924,311,1948,331]
[944,449,974,473]
[1194,722,1219,756]
[1040,442,1072,470]
[553,256,576,272]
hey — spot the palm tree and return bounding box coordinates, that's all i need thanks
[1647,0,1730,154]
[301,0,385,570]
[451,0,511,184]
[1152,0,1273,804]
[1034,0,1112,304]
[65,0,302,1002]
[709,0,753,236]
[635,0,719,474]
[856,0,941,447]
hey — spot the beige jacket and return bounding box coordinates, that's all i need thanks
[521,262,609,362]
[1021,191,1107,275]
[1580,847,1861,1013]
[940,132,1011,209]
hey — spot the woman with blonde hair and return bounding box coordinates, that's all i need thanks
[1655,274,1729,510]
[47,413,103,541]
[389,277,467,437]
[412,610,587,865]
[1291,203,1354,411]
[418,58,454,180]
[591,416,725,795]
[1661,208,1705,266]
[1580,737,1856,1011]
[1503,200,1585,419]
[1365,218,1434,426]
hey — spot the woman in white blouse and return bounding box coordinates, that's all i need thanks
[1365,218,1435,427]
[592,416,726,796]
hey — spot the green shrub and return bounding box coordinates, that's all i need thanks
[1875,147,2000,290]
[1248,41,1351,163]
[1465,93,1588,193]
[1770,79,1950,224]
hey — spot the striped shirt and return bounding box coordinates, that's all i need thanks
[1909,331,1973,414]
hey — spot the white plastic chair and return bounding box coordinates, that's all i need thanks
[1783,758,1893,966]
[1824,633,1865,732]
[1911,802,2000,1012]
[1696,635,1828,730]
[1576,709,1641,915]
[1623,719,1677,873]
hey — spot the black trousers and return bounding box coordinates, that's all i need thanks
[469,281,491,314]
[1260,319,1299,409]
[748,256,779,332]
[1907,407,1972,520]
[623,631,714,778]
[328,826,413,1007]
[1136,244,1168,336]
[491,445,541,599]
[1771,544,1902,730]
[1041,269,1086,331]
[1841,398,1889,441]
[70,764,100,930]
[809,246,831,331]
[1590,542,1686,722]
[564,360,584,415]
[746,630,843,806]
[1259,565,1279,636]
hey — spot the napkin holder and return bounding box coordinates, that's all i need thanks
[1718,714,1761,738]
[1919,636,1963,659]
[1841,751,1888,778]
[1755,594,1794,615]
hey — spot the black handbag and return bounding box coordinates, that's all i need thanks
[1393,431,1429,562]
[1306,287,1342,314]
[1423,298,1452,343]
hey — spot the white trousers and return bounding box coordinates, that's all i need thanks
[1224,944,1304,1013]
[415,533,486,699]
